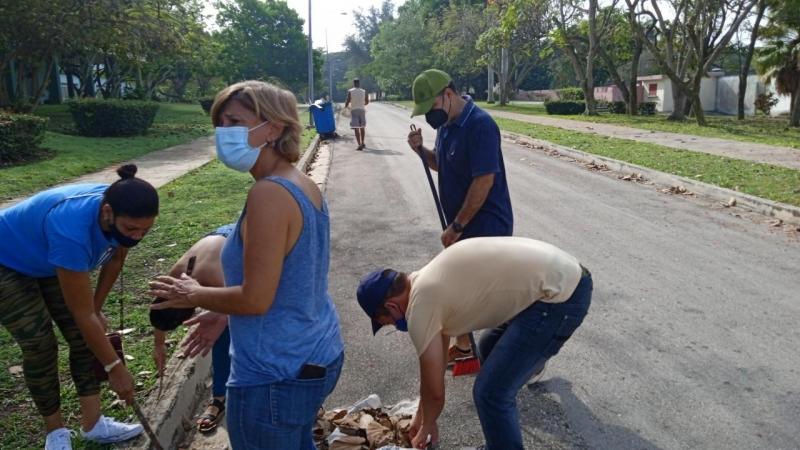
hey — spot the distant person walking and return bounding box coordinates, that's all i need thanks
[345,78,369,150]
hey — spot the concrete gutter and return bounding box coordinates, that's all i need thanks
[503,131,800,226]
[121,134,326,450]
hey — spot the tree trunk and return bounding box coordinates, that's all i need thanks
[31,56,56,107]
[791,84,800,127]
[628,41,643,115]
[738,0,766,120]
[669,86,688,121]
[584,0,599,115]
[693,92,706,126]
[66,72,76,99]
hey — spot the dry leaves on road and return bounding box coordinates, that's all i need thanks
[660,185,694,196]
[315,407,414,450]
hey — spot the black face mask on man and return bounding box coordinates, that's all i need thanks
[425,92,451,129]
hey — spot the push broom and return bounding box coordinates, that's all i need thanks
[410,125,481,377]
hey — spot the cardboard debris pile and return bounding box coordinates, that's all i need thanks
[314,395,418,450]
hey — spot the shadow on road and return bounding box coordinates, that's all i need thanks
[525,377,662,450]
[361,147,404,156]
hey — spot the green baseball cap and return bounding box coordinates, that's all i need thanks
[411,69,452,117]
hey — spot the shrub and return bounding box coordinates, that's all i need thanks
[608,101,627,114]
[754,92,779,116]
[545,100,586,115]
[639,102,657,116]
[557,87,585,101]
[67,99,159,136]
[199,98,214,114]
[0,113,49,164]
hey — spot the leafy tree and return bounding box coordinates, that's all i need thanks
[216,0,320,95]
[634,0,757,124]
[755,0,800,126]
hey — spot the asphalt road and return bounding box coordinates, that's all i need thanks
[324,103,800,450]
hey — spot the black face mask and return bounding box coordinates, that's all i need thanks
[425,109,448,129]
[425,93,451,129]
[104,219,141,248]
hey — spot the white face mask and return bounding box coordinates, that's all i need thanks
[214,121,269,172]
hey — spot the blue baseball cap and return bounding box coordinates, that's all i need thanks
[357,269,399,334]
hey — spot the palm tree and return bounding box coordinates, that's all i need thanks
[754,0,800,127]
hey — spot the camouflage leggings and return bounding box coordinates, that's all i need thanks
[0,265,99,417]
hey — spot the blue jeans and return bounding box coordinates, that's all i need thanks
[473,272,592,450]
[212,326,231,398]
[226,352,344,450]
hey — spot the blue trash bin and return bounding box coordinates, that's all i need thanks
[310,101,336,135]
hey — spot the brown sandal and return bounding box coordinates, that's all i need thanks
[197,398,225,433]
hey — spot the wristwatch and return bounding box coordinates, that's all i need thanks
[451,221,465,233]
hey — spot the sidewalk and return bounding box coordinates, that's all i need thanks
[0,136,216,209]
[486,110,800,171]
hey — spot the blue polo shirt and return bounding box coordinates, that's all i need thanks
[0,184,118,278]
[435,97,513,239]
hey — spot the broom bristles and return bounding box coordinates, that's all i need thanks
[452,356,481,377]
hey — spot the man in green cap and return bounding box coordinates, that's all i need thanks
[407,69,514,364]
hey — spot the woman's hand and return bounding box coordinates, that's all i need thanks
[107,364,135,406]
[181,311,228,358]
[148,273,200,309]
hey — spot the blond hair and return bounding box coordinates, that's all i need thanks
[211,80,302,163]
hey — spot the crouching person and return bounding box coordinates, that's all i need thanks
[356,236,592,450]
[150,224,235,434]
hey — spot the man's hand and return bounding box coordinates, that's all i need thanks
[440,225,462,248]
[181,311,228,358]
[411,421,438,449]
[408,128,423,153]
[409,411,423,441]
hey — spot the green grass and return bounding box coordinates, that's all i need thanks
[497,117,800,206]
[0,161,253,449]
[1,104,213,202]
[478,101,800,150]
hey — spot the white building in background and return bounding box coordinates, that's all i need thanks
[622,70,791,116]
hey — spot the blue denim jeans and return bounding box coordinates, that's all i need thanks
[473,272,592,450]
[226,352,344,450]
[211,326,231,398]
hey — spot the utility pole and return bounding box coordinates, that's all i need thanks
[327,30,333,102]
[307,0,314,126]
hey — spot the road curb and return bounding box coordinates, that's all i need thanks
[502,131,800,226]
[123,134,325,450]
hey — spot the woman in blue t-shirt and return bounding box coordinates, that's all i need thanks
[0,165,158,450]
[150,80,344,449]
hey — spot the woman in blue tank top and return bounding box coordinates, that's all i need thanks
[150,80,344,449]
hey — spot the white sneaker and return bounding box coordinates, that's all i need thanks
[44,427,73,450]
[81,415,143,444]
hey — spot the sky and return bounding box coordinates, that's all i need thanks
[203,0,406,53]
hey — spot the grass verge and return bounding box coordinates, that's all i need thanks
[479,101,800,150]
[0,161,252,449]
[497,117,800,207]
[1,104,212,202]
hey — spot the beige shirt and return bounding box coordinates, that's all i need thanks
[348,88,366,110]
[406,237,582,356]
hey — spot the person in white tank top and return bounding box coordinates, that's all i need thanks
[345,78,369,150]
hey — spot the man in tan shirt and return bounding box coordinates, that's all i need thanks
[345,78,369,150]
[356,237,593,450]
